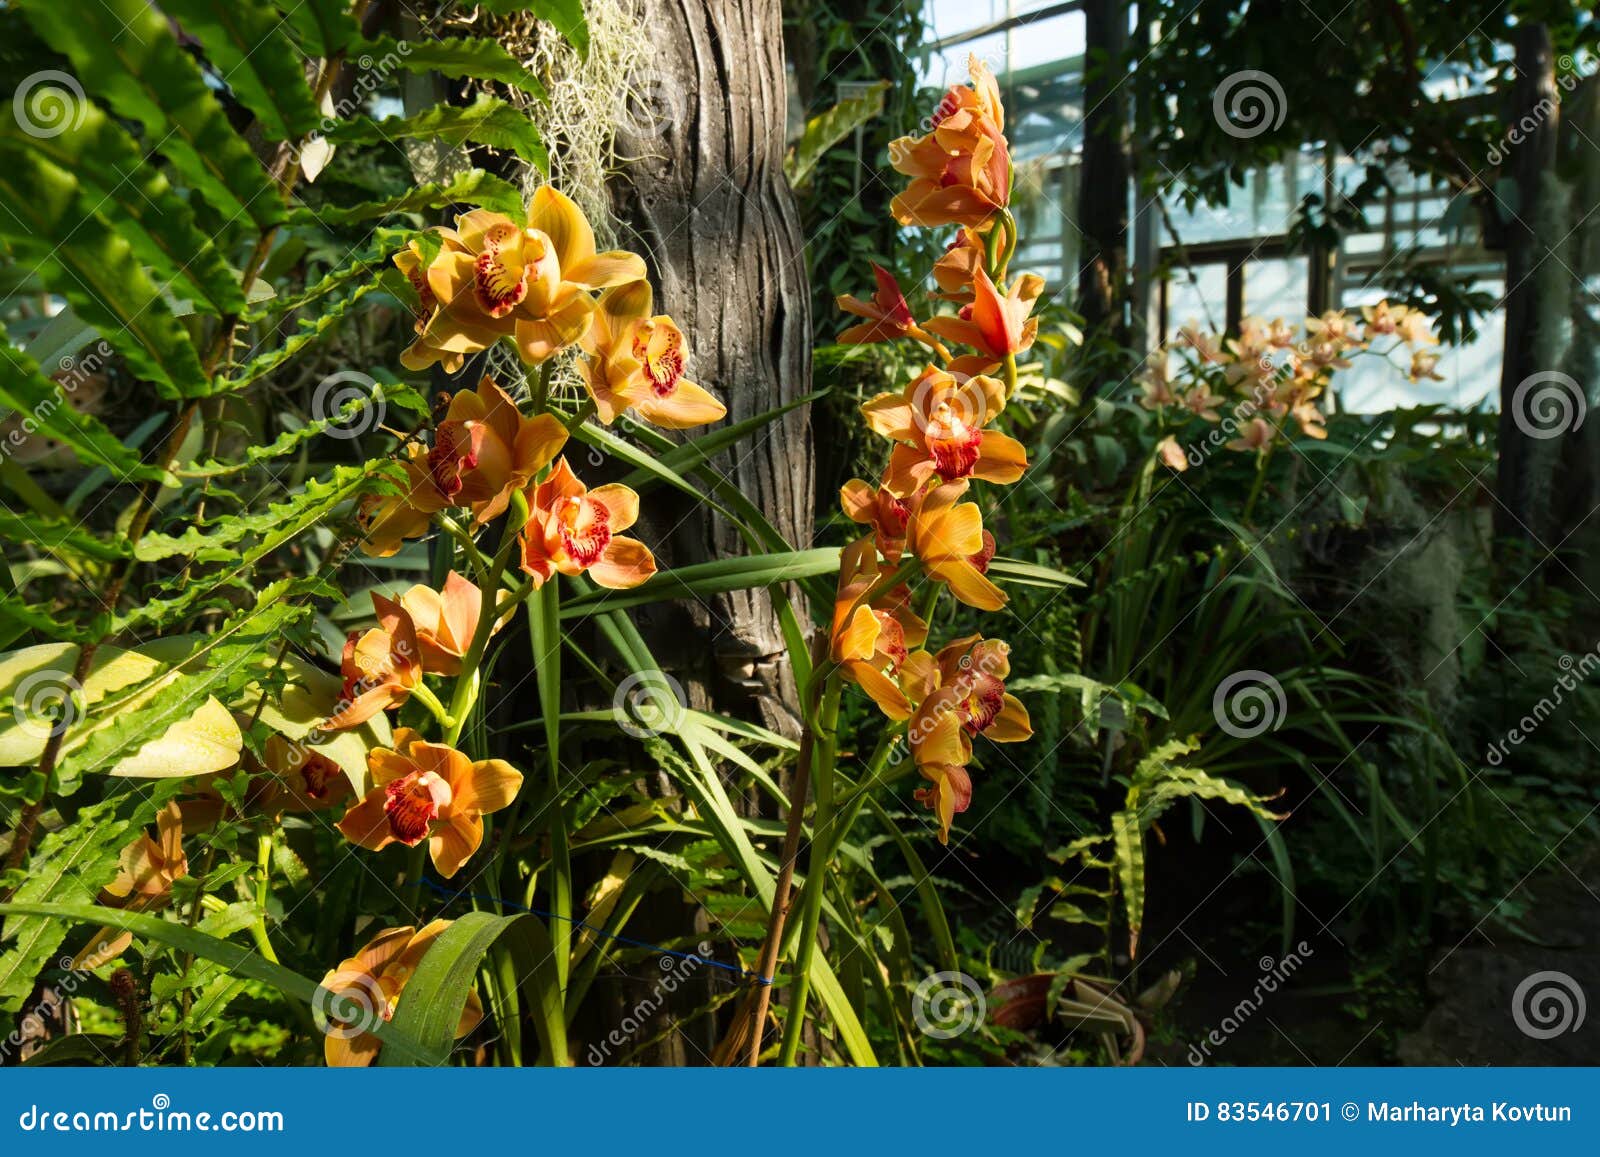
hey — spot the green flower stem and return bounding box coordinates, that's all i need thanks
[533,360,554,412]
[778,671,843,1067]
[251,833,279,966]
[444,491,530,746]
[409,680,456,734]
[437,514,491,583]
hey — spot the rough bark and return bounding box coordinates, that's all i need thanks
[1495,23,1559,552]
[608,0,814,742]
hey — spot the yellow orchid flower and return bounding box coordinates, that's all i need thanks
[338,729,522,878]
[860,365,1026,496]
[888,55,1011,229]
[73,802,188,969]
[357,443,450,558]
[319,920,484,1067]
[829,537,928,720]
[429,376,569,525]
[579,280,727,428]
[518,457,657,589]
[905,479,1005,611]
[324,593,422,731]
[399,570,510,677]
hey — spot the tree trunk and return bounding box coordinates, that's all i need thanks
[601,0,815,1065]
[1495,23,1560,552]
[1076,0,1130,353]
[608,0,815,739]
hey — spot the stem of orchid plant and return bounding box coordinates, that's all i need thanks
[998,208,1018,282]
[437,513,491,583]
[1242,444,1274,525]
[777,671,843,1067]
[409,680,456,734]
[251,833,279,965]
[445,492,530,745]
[533,360,554,412]
[1002,352,1018,399]
[828,727,904,858]
[563,399,596,433]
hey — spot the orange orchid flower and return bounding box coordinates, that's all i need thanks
[923,267,1043,371]
[358,443,450,558]
[338,728,522,878]
[889,55,1011,229]
[319,920,484,1067]
[399,570,507,676]
[429,376,569,525]
[399,212,588,371]
[906,480,1006,611]
[902,636,1030,843]
[324,594,422,731]
[836,264,920,345]
[839,478,912,562]
[578,280,727,428]
[861,365,1027,495]
[519,457,657,589]
[829,538,928,720]
[932,228,985,303]
[71,801,189,968]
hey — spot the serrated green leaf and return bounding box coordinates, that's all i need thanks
[134,460,401,564]
[477,0,589,57]
[281,0,361,57]
[0,793,158,1011]
[0,102,245,316]
[354,34,546,100]
[0,900,440,1064]
[20,0,283,227]
[329,94,549,172]
[216,283,387,393]
[160,0,321,140]
[292,169,524,226]
[0,324,170,483]
[0,146,208,397]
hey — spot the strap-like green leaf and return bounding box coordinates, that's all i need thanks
[160,0,322,141]
[20,0,283,227]
[561,548,843,619]
[0,147,208,397]
[328,95,549,173]
[0,102,245,316]
[354,34,547,100]
[378,910,511,1066]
